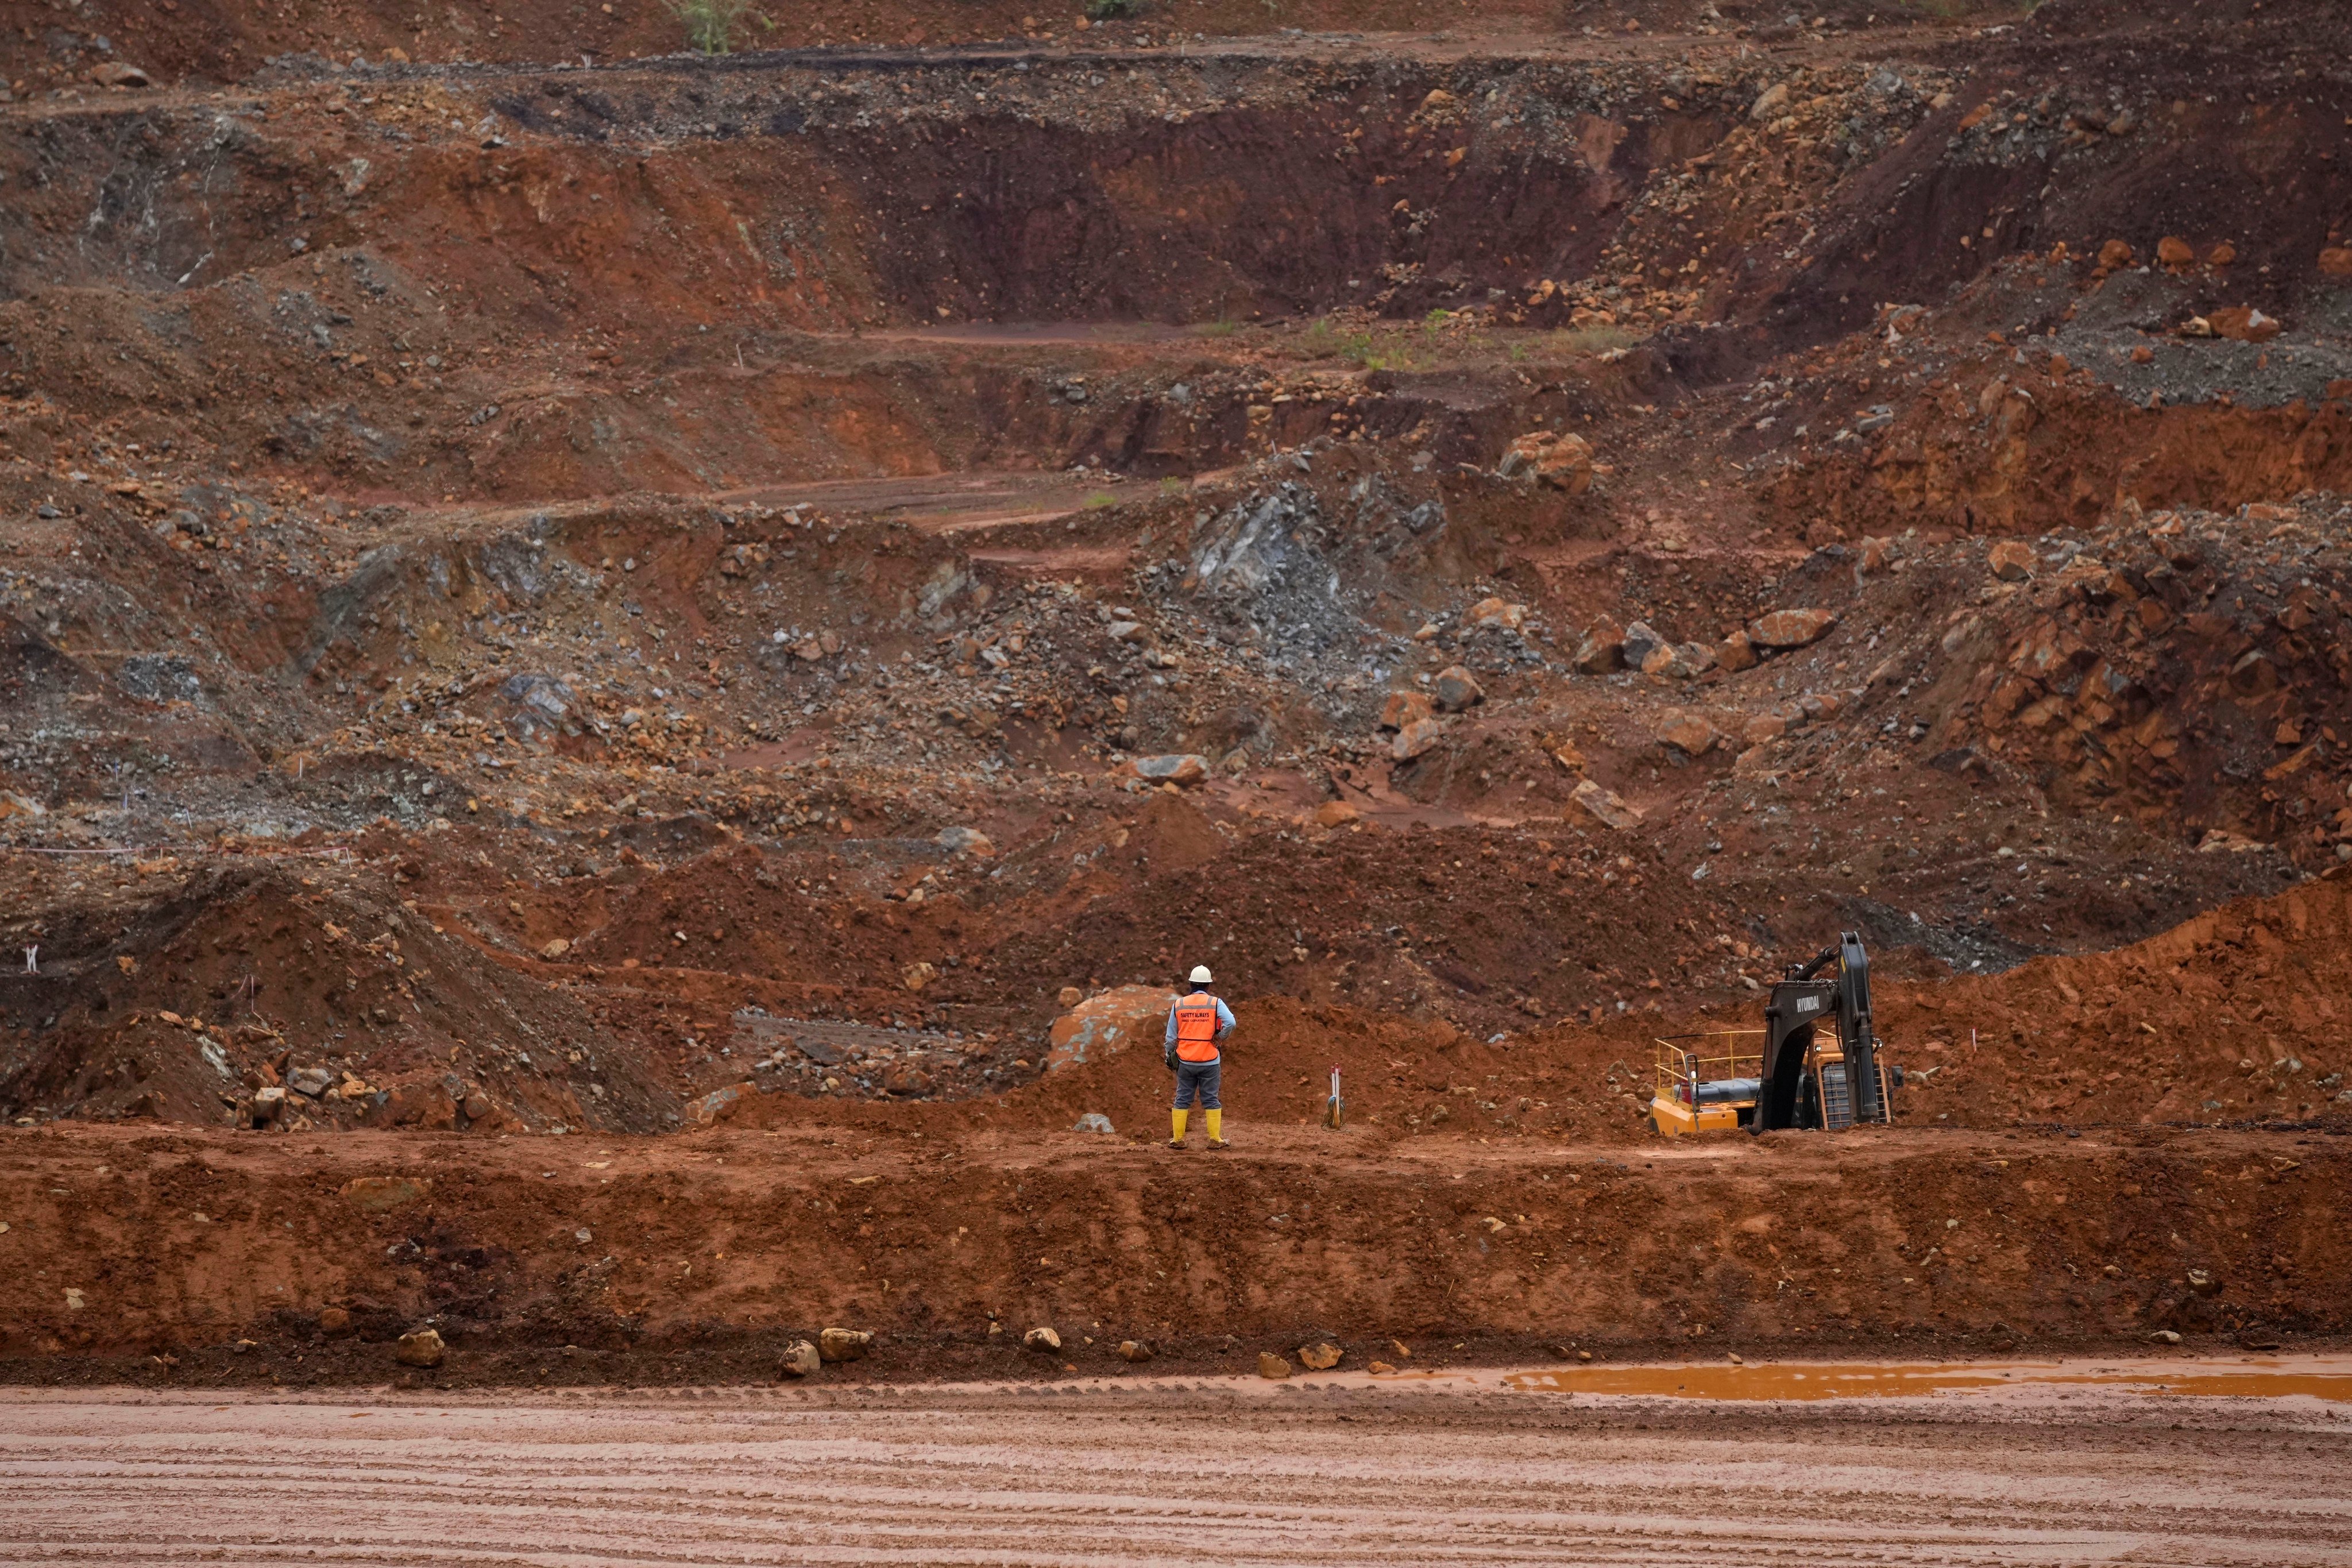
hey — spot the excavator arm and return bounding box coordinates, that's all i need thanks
[1754,932,1888,1132]
[1837,930,1884,1125]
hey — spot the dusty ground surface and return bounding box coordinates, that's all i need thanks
[3,1373,2349,1566]
[3,0,2352,1402]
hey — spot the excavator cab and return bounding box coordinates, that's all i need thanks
[1646,932,1902,1137]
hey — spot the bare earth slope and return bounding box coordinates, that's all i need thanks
[3,0,2351,1395]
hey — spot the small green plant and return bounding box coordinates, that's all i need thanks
[1338,330,1405,371]
[1086,491,1119,509]
[665,0,766,54]
[1158,476,1187,496]
[1199,318,1241,338]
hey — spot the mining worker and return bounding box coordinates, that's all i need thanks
[1164,964,1234,1150]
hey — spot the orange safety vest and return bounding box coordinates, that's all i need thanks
[1173,992,1223,1063]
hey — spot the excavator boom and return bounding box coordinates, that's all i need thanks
[1754,930,1891,1133]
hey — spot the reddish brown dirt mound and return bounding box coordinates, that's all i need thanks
[0,1119,2338,1383]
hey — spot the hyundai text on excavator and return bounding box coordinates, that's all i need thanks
[1647,932,1903,1137]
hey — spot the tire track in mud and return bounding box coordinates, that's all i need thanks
[2,1389,2346,1567]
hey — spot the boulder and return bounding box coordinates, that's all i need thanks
[1392,717,1445,762]
[1024,1326,1062,1352]
[316,1307,352,1334]
[1126,754,1210,787]
[1988,540,2036,581]
[1749,82,1789,120]
[462,1093,493,1122]
[1655,715,1721,758]
[1257,1351,1292,1380]
[2156,235,2195,269]
[1714,630,1759,672]
[1432,666,1484,712]
[1640,642,1716,679]
[818,1327,873,1362]
[1465,597,1526,631]
[2322,246,2352,279]
[394,1328,445,1368]
[1566,778,1643,830]
[778,1340,822,1378]
[1740,713,1788,747]
[1045,983,1178,1071]
[1494,431,1593,493]
[1312,800,1361,828]
[1118,1339,1154,1362]
[936,825,996,858]
[1071,1112,1114,1134]
[1297,1341,1343,1371]
[880,1063,935,1096]
[690,1082,754,1125]
[1747,608,1838,651]
[2207,305,2281,342]
[1571,619,1626,674]
[1378,690,1433,730]
[901,961,938,992]
[1620,620,1668,670]
[2095,238,2134,272]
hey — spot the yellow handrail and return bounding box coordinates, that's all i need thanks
[1652,1030,1764,1103]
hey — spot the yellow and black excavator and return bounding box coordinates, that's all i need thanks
[1648,932,1902,1137]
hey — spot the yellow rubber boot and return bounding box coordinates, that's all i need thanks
[1206,1110,1226,1149]
[1169,1109,1189,1148]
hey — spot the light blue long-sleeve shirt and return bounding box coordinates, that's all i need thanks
[1165,992,1235,1049]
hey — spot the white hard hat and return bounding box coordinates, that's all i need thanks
[1188,964,1213,984]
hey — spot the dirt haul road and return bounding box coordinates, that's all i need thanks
[3,1375,2347,1567]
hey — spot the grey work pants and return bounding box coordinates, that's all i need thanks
[1171,1057,1222,1110]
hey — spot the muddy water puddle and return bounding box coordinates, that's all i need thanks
[1498,1355,2352,1403]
